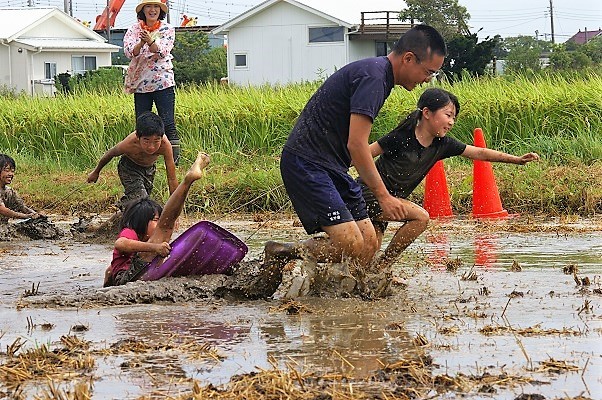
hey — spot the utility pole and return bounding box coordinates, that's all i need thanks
[106,0,111,43]
[166,0,171,24]
[63,0,72,16]
[549,0,555,44]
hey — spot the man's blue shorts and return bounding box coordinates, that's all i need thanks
[280,149,368,234]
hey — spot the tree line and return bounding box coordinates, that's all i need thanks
[400,0,601,78]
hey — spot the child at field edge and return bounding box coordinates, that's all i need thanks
[87,111,178,210]
[359,88,539,269]
[104,152,209,287]
[0,154,41,224]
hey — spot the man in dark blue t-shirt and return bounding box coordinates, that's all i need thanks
[265,25,446,271]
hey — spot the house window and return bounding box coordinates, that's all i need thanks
[44,62,57,80]
[71,55,97,75]
[309,26,344,43]
[376,41,395,57]
[234,53,247,68]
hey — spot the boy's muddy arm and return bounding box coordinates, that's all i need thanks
[0,190,38,219]
[162,137,178,194]
[87,145,123,183]
[165,152,178,195]
[462,145,539,165]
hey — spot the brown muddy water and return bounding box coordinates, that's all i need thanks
[1,215,601,399]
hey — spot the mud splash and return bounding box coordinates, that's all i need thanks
[20,260,282,308]
[20,257,396,308]
[1,217,61,241]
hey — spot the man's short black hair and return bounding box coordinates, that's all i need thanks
[0,154,16,170]
[392,24,447,61]
[135,111,165,138]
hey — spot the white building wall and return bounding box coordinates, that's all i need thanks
[9,46,31,94]
[0,45,9,87]
[25,19,87,39]
[4,49,112,95]
[227,1,348,85]
[6,50,112,95]
[31,50,111,77]
[348,41,377,62]
[0,45,29,93]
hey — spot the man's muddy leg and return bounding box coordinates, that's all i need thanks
[265,220,377,266]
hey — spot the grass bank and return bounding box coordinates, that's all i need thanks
[1,72,601,216]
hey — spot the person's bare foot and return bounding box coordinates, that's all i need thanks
[185,152,210,183]
[264,240,298,265]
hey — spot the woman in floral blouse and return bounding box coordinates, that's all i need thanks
[124,0,181,164]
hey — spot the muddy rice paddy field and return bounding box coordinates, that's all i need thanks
[0,214,601,399]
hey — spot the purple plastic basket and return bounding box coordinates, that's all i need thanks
[139,221,248,281]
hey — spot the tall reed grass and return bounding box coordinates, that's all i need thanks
[1,72,600,168]
[1,71,601,213]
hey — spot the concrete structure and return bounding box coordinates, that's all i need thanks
[212,0,411,85]
[0,7,120,96]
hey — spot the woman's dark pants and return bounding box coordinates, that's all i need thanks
[134,86,181,164]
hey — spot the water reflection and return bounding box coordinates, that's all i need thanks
[425,232,450,268]
[115,299,420,384]
[474,233,499,267]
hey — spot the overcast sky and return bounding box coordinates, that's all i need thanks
[2,0,601,42]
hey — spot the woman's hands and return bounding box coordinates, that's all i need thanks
[140,30,154,45]
[134,30,157,55]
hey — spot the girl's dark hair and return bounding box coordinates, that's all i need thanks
[0,154,16,170]
[396,88,460,132]
[120,197,163,239]
[137,9,166,22]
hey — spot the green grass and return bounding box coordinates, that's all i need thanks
[2,71,602,215]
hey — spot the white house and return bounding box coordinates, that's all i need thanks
[212,0,411,85]
[0,7,120,96]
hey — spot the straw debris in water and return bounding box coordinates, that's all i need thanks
[35,378,94,400]
[0,339,94,389]
[97,336,222,361]
[444,257,462,272]
[536,358,579,374]
[479,324,582,336]
[132,355,439,399]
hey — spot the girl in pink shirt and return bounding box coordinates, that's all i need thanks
[104,152,209,287]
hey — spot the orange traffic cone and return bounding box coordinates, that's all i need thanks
[423,160,453,219]
[472,128,509,218]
